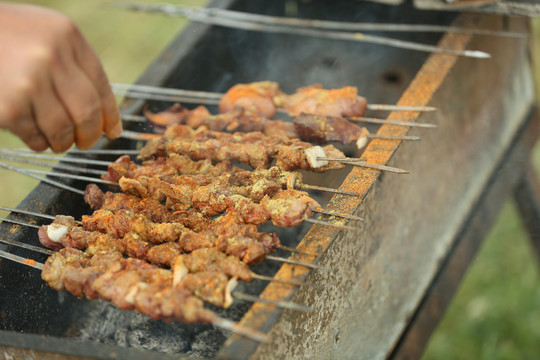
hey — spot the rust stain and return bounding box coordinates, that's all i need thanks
[23,259,36,266]
[226,14,479,353]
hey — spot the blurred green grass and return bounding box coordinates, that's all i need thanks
[1,2,540,358]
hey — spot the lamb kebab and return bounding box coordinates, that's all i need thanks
[138,124,347,171]
[38,209,278,266]
[145,103,370,149]
[42,248,238,318]
[102,154,361,199]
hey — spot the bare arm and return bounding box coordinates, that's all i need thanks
[0,3,122,152]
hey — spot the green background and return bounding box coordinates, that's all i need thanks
[1,1,540,358]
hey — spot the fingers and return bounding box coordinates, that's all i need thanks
[31,69,75,153]
[70,28,122,139]
[50,48,103,150]
[0,88,48,152]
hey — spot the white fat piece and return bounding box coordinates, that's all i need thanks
[124,283,146,305]
[224,277,238,309]
[172,256,188,287]
[46,224,70,243]
[305,146,328,169]
[356,128,370,150]
[286,174,296,190]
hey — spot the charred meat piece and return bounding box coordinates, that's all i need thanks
[293,113,368,145]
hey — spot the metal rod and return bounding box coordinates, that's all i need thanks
[367,134,421,141]
[0,238,53,255]
[250,272,303,286]
[116,3,491,58]
[13,148,141,156]
[347,116,437,128]
[0,153,108,176]
[211,317,270,343]
[0,249,43,270]
[113,83,222,99]
[121,114,147,123]
[119,130,161,141]
[0,206,57,221]
[365,104,437,112]
[0,206,81,225]
[232,291,311,312]
[304,218,356,231]
[297,183,361,197]
[266,255,320,269]
[197,5,530,38]
[319,157,409,174]
[115,89,220,106]
[313,208,364,222]
[276,244,318,256]
[0,149,112,167]
[0,161,85,195]
[0,216,40,229]
[21,168,117,187]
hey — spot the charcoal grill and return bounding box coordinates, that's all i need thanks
[0,0,537,359]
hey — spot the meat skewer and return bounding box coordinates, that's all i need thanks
[121,110,436,129]
[0,248,270,342]
[111,81,437,114]
[104,153,363,199]
[143,104,418,149]
[137,127,408,173]
[0,148,362,198]
[103,156,362,220]
[14,206,318,269]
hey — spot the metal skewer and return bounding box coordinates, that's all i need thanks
[367,134,420,141]
[0,161,86,196]
[114,2,491,58]
[0,153,108,176]
[266,255,320,269]
[304,218,356,231]
[0,206,82,225]
[0,249,43,270]
[20,168,117,187]
[0,149,112,167]
[276,244,318,256]
[347,116,437,128]
[250,273,303,287]
[319,157,409,174]
[175,4,530,38]
[0,237,53,255]
[13,148,141,156]
[112,83,437,113]
[232,291,311,312]
[0,216,41,229]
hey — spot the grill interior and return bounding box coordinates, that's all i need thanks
[0,1,462,359]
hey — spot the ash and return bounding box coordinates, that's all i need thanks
[72,299,252,358]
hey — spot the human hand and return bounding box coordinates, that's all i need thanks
[0,3,122,152]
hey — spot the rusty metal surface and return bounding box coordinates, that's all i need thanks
[414,0,540,16]
[391,108,539,359]
[218,13,534,360]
